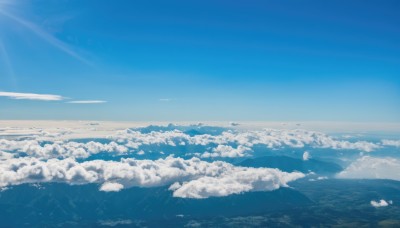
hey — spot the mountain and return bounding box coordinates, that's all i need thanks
[0,183,312,227]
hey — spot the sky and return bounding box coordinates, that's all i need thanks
[0,0,399,121]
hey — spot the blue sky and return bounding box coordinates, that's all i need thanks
[0,0,399,121]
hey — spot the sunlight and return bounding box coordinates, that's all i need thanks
[0,1,91,66]
[0,0,12,9]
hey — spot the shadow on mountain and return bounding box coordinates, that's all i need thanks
[0,184,312,227]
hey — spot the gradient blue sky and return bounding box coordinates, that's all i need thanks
[0,0,399,121]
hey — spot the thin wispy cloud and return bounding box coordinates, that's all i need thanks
[159,98,172,102]
[0,8,91,65]
[67,100,107,104]
[0,91,64,101]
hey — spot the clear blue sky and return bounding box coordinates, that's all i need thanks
[0,0,399,121]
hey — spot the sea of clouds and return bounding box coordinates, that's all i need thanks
[0,124,399,198]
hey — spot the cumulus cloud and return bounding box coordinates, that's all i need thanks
[0,139,128,159]
[172,167,304,198]
[67,100,107,104]
[201,145,252,158]
[381,140,400,147]
[0,91,64,101]
[371,199,392,208]
[337,156,400,181]
[0,151,14,160]
[112,128,381,152]
[0,156,304,198]
[303,151,310,161]
[3,124,398,199]
[100,182,124,192]
[0,127,387,160]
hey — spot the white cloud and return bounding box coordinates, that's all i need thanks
[371,199,392,208]
[337,156,400,181]
[172,167,304,198]
[0,156,304,198]
[381,140,400,147]
[0,139,128,159]
[112,128,381,152]
[67,100,107,104]
[308,176,328,182]
[0,151,14,160]
[4,124,399,199]
[159,98,172,102]
[0,91,64,101]
[201,145,251,158]
[100,182,124,192]
[0,127,387,160]
[303,151,310,161]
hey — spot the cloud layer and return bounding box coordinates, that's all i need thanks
[337,156,400,181]
[112,128,381,153]
[0,127,389,160]
[0,139,128,159]
[1,124,398,199]
[201,145,252,158]
[0,156,304,198]
[381,140,400,147]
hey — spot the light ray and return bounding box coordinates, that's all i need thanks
[0,8,92,66]
[0,38,17,87]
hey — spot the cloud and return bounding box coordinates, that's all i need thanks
[0,127,387,160]
[337,156,400,181]
[0,91,64,101]
[159,98,172,102]
[172,167,304,198]
[67,100,107,104]
[303,151,311,161]
[0,151,14,160]
[3,124,397,199]
[201,145,251,158]
[0,139,128,159]
[309,176,328,181]
[0,156,304,198]
[381,140,400,147]
[100,182,124,192]
[0,92,105,104]
[371,199,392,208]
[112,128,381,152]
